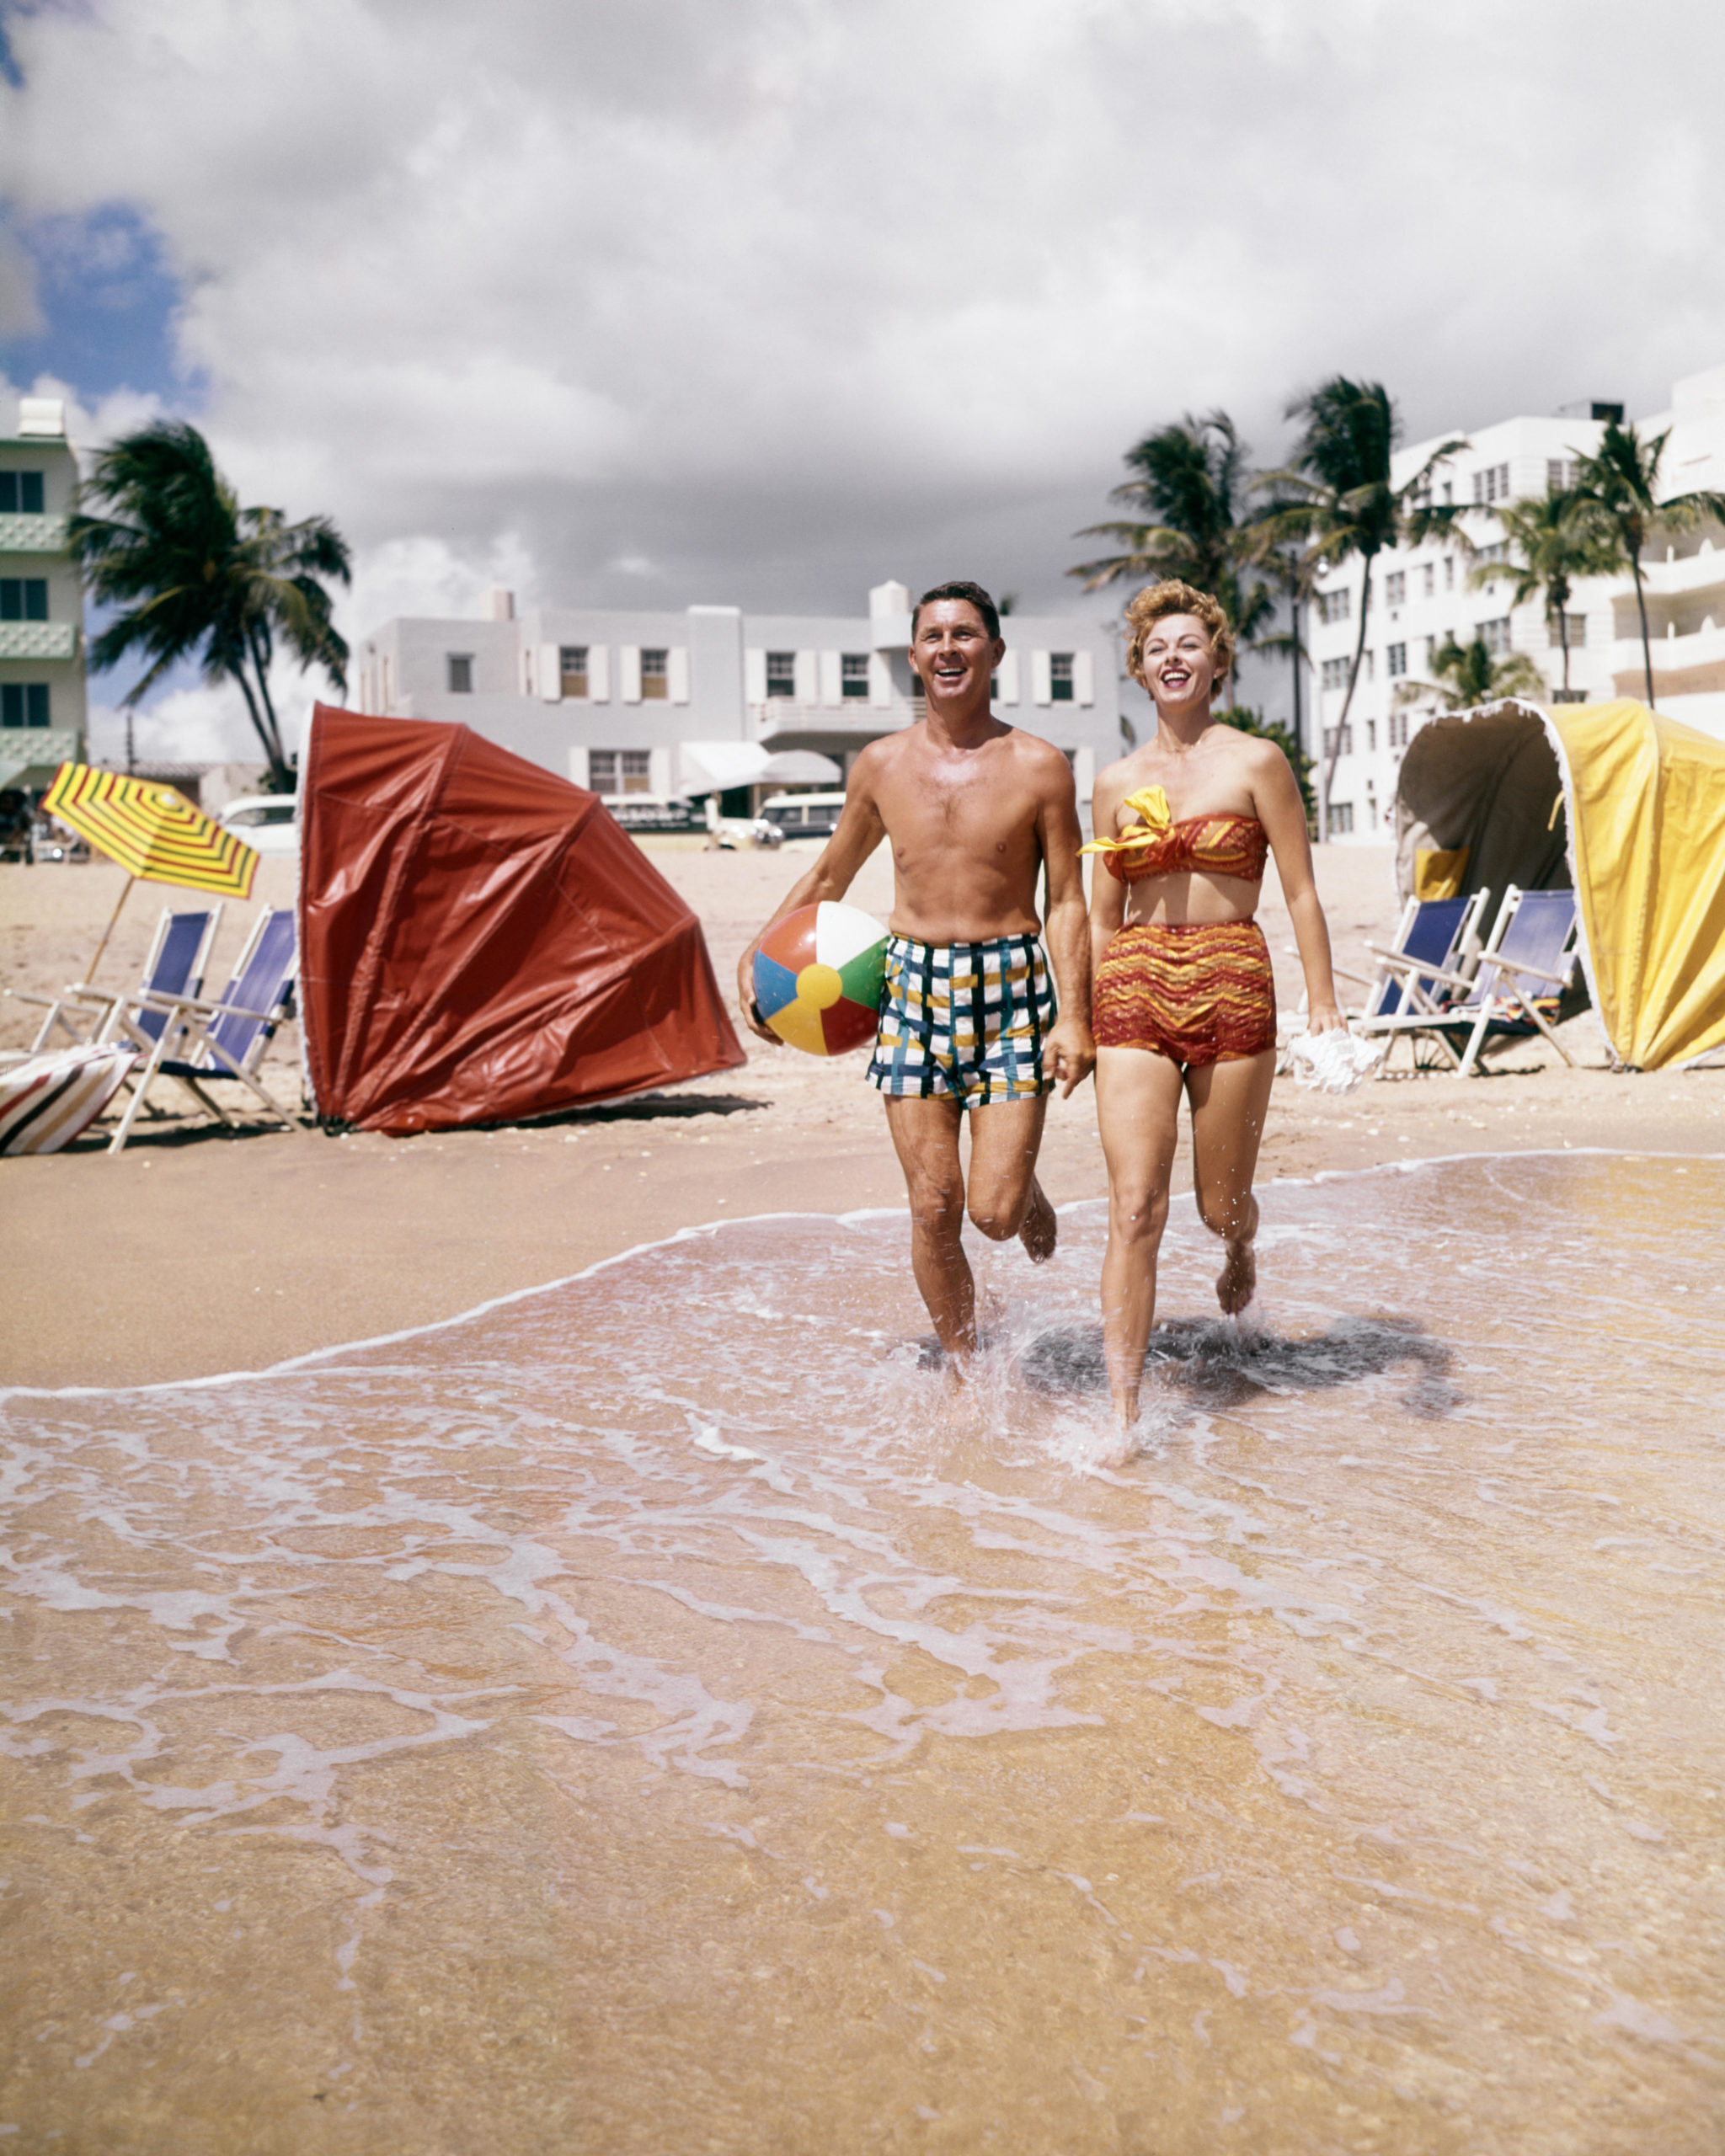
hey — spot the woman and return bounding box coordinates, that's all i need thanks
[1087,579,1343,1428]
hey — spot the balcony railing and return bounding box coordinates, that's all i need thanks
[0,621,77,660]
[1610,622,1725,699]
[0,514,68,555]
[750,695,923,744]
[0,726,81,790]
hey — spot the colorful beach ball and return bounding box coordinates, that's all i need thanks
[752,901,889,1056]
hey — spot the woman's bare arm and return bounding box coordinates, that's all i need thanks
[1251,744,1343,1032]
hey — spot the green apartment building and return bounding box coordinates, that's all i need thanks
[0,397,85,795]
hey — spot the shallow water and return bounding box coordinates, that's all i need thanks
[3,1152,1722,2154]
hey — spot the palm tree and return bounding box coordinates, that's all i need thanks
[1570,419,1725,705]
[1068,410,1275,649]
[1395,635,1546,713]
[1256,378,1467,838]
[68,421,351,791]
[1469,486,1616,697]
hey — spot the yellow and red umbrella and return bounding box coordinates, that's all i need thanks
[42,762,261,980]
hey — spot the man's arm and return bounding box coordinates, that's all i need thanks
[1034,748,1095,1097]
[734,764,888,1043]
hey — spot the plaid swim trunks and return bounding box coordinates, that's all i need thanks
[867,932,1055,1104]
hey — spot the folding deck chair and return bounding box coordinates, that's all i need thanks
[1343,889,1493,1070]
[1404,885,1580,1077]
[106,908,301,1153]
[2,905,222,1064]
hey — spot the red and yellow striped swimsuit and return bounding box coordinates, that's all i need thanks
[1084,791,1277,1067]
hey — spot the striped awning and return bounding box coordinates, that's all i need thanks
[42,762,259,899]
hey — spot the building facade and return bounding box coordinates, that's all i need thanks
[1308,365,1725,840]
[358,580,1119,827]
[0,398,85,792]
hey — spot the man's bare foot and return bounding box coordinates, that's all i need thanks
[1216,1236,1256,1315]
[1019,1180,1058,1265]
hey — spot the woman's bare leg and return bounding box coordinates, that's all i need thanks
[1184,1050,1277,1314]
[1095,1047,1186,1426]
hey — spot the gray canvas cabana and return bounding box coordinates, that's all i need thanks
[1392,700,1570,908]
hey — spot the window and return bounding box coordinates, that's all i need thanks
[1386,641,1407,678]
[0,579,47,621]
[1471,463,1511,504]
[1322,723,1354,757]
[1441,481,1454,504]
[766,651,795,699]
[841,653,870,699]
[1422,563,1435,599]
[1366,719,1378,752]
[0,683,50,728]
[446,654,473,693]
[1547,458,1579,493]
[1316,588,1351,625]
[1049,653,1075,702]
[1549,612,1587,648]
[590,749,652,797]
[1480,616,1511,654]
[1475,541,1509,568]
[641,648,668,699]
[1444,557,1455,591]
[1385,572,1406,609]
[559,644,589,696]
[0,472,45,515]
[1321,657,1351,692]
[1330,802,1355,835]
[1388,710,1410,750]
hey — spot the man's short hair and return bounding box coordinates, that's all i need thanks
[911,580,1001,642]
[1123,579,1236,688]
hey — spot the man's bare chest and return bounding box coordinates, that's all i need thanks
[876,767,1039,862]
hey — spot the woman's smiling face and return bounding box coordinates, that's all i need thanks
[1140,613,1219,714]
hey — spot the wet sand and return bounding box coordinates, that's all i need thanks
[1,846,1721,1390]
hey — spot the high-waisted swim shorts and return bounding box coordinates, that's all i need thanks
[868,932,1054,1105]
[1093,920,1276,1067]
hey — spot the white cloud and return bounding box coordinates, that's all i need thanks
[4,0,1725,757]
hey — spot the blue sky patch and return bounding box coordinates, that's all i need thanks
[2,201,198,406]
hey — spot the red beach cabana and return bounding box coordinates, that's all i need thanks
[298,704,745,1132]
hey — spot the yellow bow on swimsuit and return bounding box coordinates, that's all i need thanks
[1080,786,1172,858]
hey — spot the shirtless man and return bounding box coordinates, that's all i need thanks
[738,580,1094,1359]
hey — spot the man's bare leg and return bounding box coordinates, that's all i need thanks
[1186,1050,1276,1315]
[964,1093,1055,1262]
[883,1094,975,1357]
[1095,1047,1186,1425]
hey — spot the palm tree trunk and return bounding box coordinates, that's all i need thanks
[244,623,293,787]
[1321,569,1373,841]
[1557,611,1571,694]
[228,657,287,781]
[1632,553,1654,706]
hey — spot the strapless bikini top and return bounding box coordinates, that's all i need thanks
[1081,787,1269,884]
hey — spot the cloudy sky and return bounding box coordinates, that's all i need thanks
[3,0,1723,761]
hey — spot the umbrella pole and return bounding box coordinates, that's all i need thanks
[84,874,135,985]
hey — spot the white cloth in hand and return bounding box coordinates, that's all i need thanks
[1285,1026,1386,1095]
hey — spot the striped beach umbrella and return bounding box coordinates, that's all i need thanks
[42,762,261,984]
[43,763,260,897]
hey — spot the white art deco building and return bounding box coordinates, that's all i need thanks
[358,580,1120,824]
[1309,365,1725,841]
[0,398,85,792]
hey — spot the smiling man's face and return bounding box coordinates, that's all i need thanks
[910,600,1006,709]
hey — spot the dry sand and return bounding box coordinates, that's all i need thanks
[2,844,1722,1391]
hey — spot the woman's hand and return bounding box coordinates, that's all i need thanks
[1306,999,1346,1035]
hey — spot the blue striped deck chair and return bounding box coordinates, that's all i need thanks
[1348,889,1492,1070]
[1405,886,1580,1077]
[2,904,222,1063]
[107,908,300,1153]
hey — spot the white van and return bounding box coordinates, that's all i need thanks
[759,791,847,840]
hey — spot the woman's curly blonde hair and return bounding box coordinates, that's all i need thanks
[1124,579,1236,691]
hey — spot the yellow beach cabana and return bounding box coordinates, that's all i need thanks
[1391,698,1725,1070]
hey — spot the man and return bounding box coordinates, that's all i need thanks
[738,580,1094,1359]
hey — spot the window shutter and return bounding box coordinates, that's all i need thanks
[588,645,611,702]
[793,650,819,704]
[649,747,673,796]
[996,650,1021,706]
[1074,650,1095,706]
[818,650,842,707]
[668,647,691,704]
[745,647,767,703]
[619,645,643,704]
[1031,650,1053,706]
[539,642,562,702]
[868,652,893,707]
[567,746,590,789]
